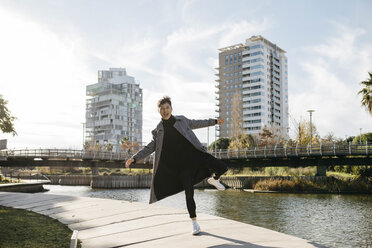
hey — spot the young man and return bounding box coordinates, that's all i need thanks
[125,96,228,235]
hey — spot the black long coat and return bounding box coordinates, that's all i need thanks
[131,115,217,203]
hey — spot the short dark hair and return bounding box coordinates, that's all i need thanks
[157,96,172,108]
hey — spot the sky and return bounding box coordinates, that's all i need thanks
[0,0,371,149]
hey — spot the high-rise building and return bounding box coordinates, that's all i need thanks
[216,35,289,139]
[85,68,143,151]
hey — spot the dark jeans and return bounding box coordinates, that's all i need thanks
[181,154,228,219]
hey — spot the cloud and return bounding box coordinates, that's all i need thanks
[0,7,90,148]
[289,24,372,139]
[101,18,271,144]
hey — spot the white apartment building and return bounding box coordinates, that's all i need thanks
[85,68,143,151]
[216,35,289,139]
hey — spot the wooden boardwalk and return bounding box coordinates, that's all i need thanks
[0,192,324,248]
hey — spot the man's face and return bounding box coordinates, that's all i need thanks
[159,103,172,120]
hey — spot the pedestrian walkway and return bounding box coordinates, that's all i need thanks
[0,192,323,248]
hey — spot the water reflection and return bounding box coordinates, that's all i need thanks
[43,185,372,248]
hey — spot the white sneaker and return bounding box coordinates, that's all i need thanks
[192,221,200,235]
[207,177,226,190]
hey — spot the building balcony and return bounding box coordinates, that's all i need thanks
[273,59,280,67]
[242,70,250,75]
[242,83,250,89]
[242,76,250,82]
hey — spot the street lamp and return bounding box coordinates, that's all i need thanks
[207,126,209,150]
[360,128,362,144]
[307,110,315,153]
[214,125,217,156]
[82,122,86,149]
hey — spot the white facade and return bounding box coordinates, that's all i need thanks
[217,35,289,139]
[85,68,143,151]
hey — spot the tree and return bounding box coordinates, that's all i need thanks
[291,116,320,145]
[228,133,258,150]
[352,132,372,144]
[358,72,372,116]
[258,124,287,146]
[93,143,102,151]
[230,90,243,138]
[0,94,17,136]
[320,132,344,145]
[105,143,114,151]
[83,141,91,150]
[209,137,230,151]
[259,125,277,146]
[345,136,355,143]
[120,136,140,154]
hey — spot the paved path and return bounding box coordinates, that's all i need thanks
[0,192,323,248]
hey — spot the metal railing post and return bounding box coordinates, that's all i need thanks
[349,141,351,155]
[295,143,298,156]
[366,141,368,155]
[307,144,309,156]
[284,145,287,158]
[333,143,336,155]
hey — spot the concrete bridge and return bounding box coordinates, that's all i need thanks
[1,142,371,176]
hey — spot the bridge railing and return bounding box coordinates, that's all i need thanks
[211,141,371,159]
[1,142,370,161]
[3,148,156,163]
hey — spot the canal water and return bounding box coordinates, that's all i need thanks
[43,185,372,248]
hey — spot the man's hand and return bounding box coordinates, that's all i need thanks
[217,118,224,125]
[125,158,134,168]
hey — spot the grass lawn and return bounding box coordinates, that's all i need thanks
[0,206,81,248]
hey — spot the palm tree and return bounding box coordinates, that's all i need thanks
[358,72,372,116]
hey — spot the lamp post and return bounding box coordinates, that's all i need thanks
[307,110,315,153]
[207,126,209,150]
[360,128,362,144]
[82,122,85,149]
[214,125,217,156]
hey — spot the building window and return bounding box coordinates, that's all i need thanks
[250,44,264,50]
[250,51,264,57]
